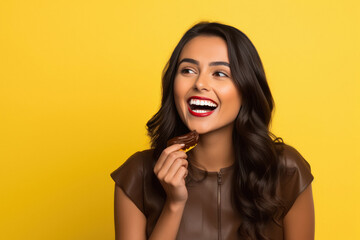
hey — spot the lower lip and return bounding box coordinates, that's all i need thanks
[187,105,215,117]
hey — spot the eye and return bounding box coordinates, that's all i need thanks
[214,71,228,77]
[180,68,196,75]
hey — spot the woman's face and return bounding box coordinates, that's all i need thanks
[174,35,242,135]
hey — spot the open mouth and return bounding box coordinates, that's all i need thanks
[187,97,218,116]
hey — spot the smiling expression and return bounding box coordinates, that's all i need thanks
[174,35,242,135]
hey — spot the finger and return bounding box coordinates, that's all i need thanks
[173,166,188,183]
[154,144,185,174]
[157,152,187,179]
[163,159,188,181]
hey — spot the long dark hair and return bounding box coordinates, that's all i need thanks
[147,21,285,240]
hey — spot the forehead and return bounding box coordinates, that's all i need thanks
[179,35,229,62]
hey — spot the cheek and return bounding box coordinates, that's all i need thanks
[173,77,189,116]
[174,77,192,104]
[218,84,242,114]
[173,77,183,106]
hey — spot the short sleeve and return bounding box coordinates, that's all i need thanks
[110,151,145,213]
[278,145,314,216]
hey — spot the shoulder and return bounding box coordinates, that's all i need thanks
[110,149,156,214]
[110,149,155,184]
[277,144,312,174]
[275,144,314,215]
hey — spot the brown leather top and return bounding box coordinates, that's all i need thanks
[110,144,314,240]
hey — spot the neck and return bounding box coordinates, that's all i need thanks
[189,123,235,172]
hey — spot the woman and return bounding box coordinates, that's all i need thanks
[111,22,314,240]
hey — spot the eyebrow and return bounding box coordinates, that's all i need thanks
[178,58,230,67]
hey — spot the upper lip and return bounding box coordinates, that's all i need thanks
[187,96,218,106]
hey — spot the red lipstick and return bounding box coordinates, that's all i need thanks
[187,96,218,117]
[187,105,215,117]
[187,96,218,105]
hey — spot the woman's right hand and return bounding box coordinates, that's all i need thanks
[153,144,189,205]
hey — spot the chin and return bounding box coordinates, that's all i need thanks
[185,123,214,135]
[186,120,235,136]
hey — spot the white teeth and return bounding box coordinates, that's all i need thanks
[192,109,210,113]
[189,98,217,107]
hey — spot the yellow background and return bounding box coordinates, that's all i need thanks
[1,0,359,239]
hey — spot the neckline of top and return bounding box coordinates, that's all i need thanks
[190,162,235,174]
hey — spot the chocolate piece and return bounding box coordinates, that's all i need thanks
[167,130,199,152]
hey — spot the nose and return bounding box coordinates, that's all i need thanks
[194,72,210,91]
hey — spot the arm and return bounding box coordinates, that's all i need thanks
[114,144,188,240]
[114,185,186,240]
[149,144,189,240]
[148,201,186,240]
[114,185,146,240]
[283,184,315,240]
